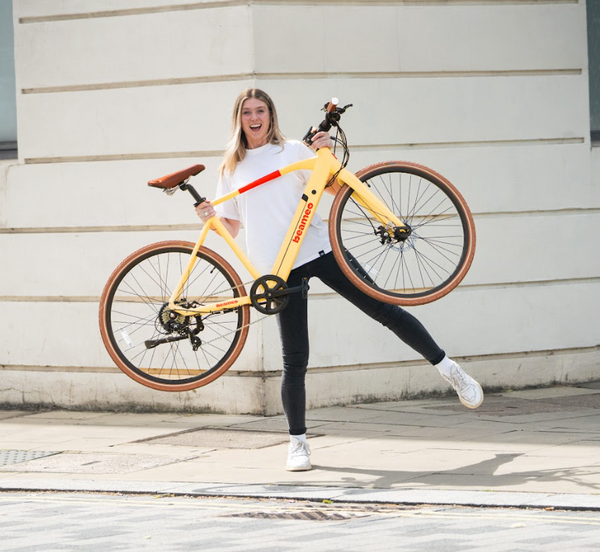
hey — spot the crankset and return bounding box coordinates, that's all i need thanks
[250,275,309,315]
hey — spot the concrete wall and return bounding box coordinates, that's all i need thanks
[1,0,598,414]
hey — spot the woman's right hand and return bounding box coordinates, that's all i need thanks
[195,200,216,224]
[309,131,334,151]
[194,200,241,238]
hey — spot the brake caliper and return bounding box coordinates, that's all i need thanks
[376,223,411,245]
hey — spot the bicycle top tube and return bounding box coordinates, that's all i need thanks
[210,155,319,210]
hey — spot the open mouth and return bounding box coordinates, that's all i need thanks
[249,124,262,132]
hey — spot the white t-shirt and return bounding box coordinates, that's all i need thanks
[215,140,332,274]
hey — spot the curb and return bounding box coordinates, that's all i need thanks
[2,479,600,511]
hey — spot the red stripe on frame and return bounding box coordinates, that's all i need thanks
[238,170,282,194]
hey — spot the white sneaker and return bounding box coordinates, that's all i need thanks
[442,362,484,409]
[286,436,312,471]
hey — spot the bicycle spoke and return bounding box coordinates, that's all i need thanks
[332,163,473,303]
[102,245,249,388]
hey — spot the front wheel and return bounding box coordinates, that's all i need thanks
[99,241,250,392]
[329,161,476,306]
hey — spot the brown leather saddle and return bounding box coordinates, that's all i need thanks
[148,164,205,189]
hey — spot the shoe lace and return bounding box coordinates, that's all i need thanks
[450,368,471,392]
[290,441,311,457]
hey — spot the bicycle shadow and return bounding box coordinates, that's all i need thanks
[309,452,600,493]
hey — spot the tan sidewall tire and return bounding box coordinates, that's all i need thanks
[98,240,250,392]
[329,161,476,306]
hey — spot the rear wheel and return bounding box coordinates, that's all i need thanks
[329,161,476,306]
[99,241,250,391]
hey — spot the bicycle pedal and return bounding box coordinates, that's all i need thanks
[302,278,310,299]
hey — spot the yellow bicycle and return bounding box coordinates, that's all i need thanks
[99,99,476,392]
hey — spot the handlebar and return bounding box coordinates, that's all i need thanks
[303,98,353,146]
[326,97,339,113]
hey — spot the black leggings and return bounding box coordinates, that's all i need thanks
[276,252,445,435]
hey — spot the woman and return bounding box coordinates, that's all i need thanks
[196,89,483,472]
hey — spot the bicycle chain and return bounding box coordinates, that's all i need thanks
[187,279,270,348]
[199,310,269,348]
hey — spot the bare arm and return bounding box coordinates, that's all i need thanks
[195,200,241,238]
[324,181,341,196]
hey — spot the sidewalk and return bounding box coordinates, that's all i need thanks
[2,382,600,510]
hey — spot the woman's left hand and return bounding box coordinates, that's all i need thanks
[195,199,216,224]
[309,131,333,151]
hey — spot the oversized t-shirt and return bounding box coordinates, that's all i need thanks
[215,140,332,274]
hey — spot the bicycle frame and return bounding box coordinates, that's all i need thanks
[167,147,406,316]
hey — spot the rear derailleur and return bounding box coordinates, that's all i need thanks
[144,301,204,351]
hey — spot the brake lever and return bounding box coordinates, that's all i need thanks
[304,101,353,145]
[321,102,353,115]
[302,126,318,146]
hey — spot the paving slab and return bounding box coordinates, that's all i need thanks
[2,384,600,509]
[0,452,196,474]
[0,410,28,421]
[506,386,600,399]
[139,427,289,449]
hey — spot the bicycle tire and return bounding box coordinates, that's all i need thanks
[329,161,476,306]
[99,241,250,392]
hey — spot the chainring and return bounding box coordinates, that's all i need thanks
[250,275,289,315]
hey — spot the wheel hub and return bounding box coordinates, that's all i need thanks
[376,224,412,245]
[149,303,204,351]
[158,304,187,333]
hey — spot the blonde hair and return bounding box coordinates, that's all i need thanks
[219,88,286,176]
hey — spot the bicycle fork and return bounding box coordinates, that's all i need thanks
[338,166,410,241]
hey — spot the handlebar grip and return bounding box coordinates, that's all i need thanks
[326,97,339,113]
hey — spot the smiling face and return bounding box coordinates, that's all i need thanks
[240,98,271,149]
